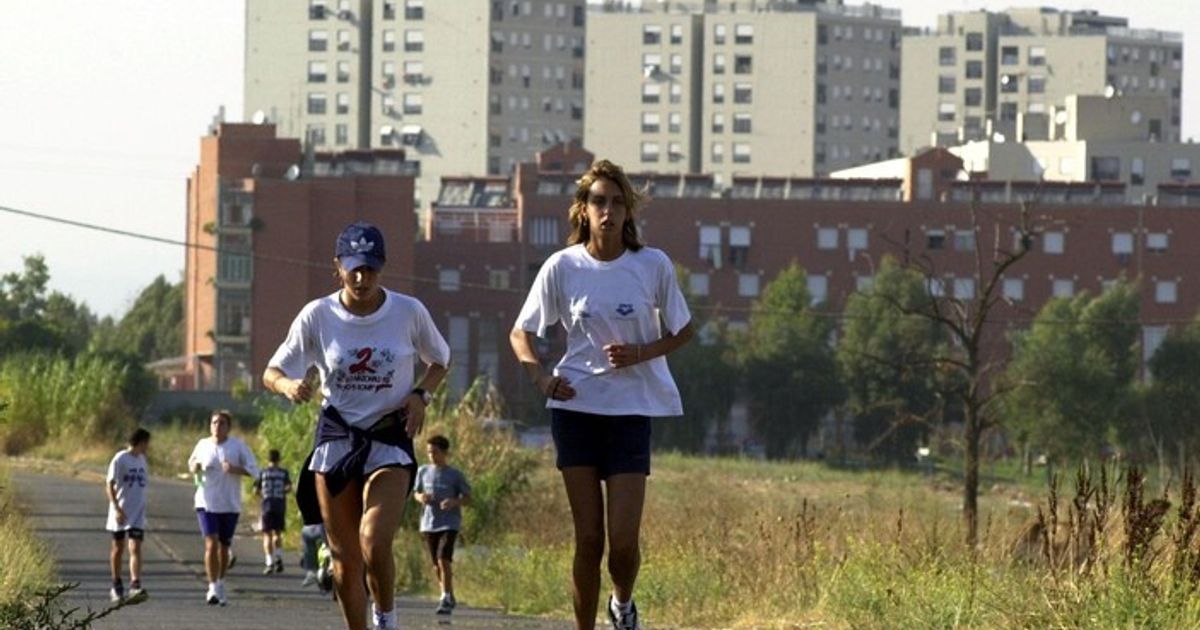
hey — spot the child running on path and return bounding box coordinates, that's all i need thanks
[254,449,292,574]
[105,427,152,604]
[412,435,471,615]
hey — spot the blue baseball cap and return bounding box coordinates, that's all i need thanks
[335,221,386,271]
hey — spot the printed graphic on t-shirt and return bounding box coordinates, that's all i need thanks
[572,298,643,373]
[122,466,147,489]
[331,346,397,393]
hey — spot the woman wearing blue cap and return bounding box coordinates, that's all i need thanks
[263,221,450,630]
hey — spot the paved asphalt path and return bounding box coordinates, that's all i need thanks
[10,463,572,630]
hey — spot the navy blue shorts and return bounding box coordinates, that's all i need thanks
[112,528,144,542]
[196,509,239,546]
[550,409,651,478]
[261,498,286,532]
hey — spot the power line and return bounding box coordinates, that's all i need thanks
[2,201,1196,328]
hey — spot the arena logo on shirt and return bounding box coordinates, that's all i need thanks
[615,303,635,316]
[333,346,397,392]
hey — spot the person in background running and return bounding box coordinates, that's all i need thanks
[254,449,292,574]
[510,159,693,630]
[188,409,259,606]
[105,427,152,604]
[412,434,471,615]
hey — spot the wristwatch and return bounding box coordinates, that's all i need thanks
[412,387,432,405]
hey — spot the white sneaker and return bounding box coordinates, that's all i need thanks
[301,570,317,587]
[607,595,642,630]
[373,606,397,630]
[205,584,219,606]
[216,581,228,607]
[125,585,148,605]
[109,586,124,603]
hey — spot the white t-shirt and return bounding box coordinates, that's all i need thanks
[515,244,691,417]
[106,449,148,531]
[187,436,259,513]
[268,289,451,429]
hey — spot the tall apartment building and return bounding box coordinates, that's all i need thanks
[901,7,1183,155]
[245,0,586,205]
[183,123,417,390]
[584,0,901,186]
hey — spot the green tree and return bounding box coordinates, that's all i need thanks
[838,257,946,462]
[42,291,96,355]
[0,255,94,356]
[738,264,843,459]
[1002,281,1140,462]
[91,275,183,362]
[1140,317,1200,469]
[0,255,50,321]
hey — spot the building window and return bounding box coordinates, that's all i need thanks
[668,142,683,162]
[953,278,976,300]
[938,102,956,122]
[643,24,662,45]
[733,83,752,104]
[806,275,827,304]
[641,141,660,162]
[938,75,956,94]
[668,112,682,133]
[670,23,683,45]
[939,46,955,66]
[1147,233,1169,253]
[926,229,945,250]
[383,0,396,19]
[1130,157,1144,185]
[307,61,328,83]
[965,60,982,79]
[1000,102,1018,121]
[699,226,721,266]
[817,227,839,250]
[382,29,396,52]
[1052,278,1074,298]
[670,54,683,75]
[965,32,983,51]
[711,113,725,133]
[1029,46,1046,66]
[732,142,751,164]
[1092,156,1120,181]
[1156,281,1178,304]
[1043,231,1065,254]
[669,83,682,104]
[711,142,724,163]
[732,113,752,134]
[954,230,976,252]
[403,93,422,114]
[529,216,560,246]
[734,24,753,45]
[733,54,752,74]
[1028,74,1046,94]
[689,273,710,297]
[729,226,750,269]
[1171,158,1192,179]
[1112,232,1134,255]
[404,0,424,19]
[965,88,982,107]
[1003,278,1024,302]
[307,93,327,115]
[739,273,761,298]
[488,269,510,290]
[642,83,661,104]
[309,0,328,20]
[1001,46,1019,65]
[405,30,424,52]
[641,112,660,133]
[337,60,351,83]
[926,278,946,298]
[713,53,726,74]
[438,269,461,292]
[1001,74,1019,93]
[309,30,329,51]
[306,124,326,146]
[856,275,874,292]
[847,228,867,250]
[714,23,726,45]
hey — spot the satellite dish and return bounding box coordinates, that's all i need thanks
[1054,110,1069,125]
[1104,84,1117,99]
[1000,74,1012,86]
[643,64,657,79]
[992,132,1006,143]
[284,164,301,181]
[252,110,267,124]
[1131,110,1142,124]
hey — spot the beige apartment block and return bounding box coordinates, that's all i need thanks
[245,0,585,206]
[901,7,1182,156]
[586,0,900,185]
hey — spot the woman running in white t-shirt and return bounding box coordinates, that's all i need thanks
[263,221,450,630]
[510,159,694,630]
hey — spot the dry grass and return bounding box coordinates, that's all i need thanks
[0,463,55,603]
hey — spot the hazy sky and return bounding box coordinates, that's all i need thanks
[0,1,1193,319]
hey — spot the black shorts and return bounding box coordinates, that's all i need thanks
[261,498,286,532]
[112,528,144,542]
[422,530,458,563]
[550,409,652,479]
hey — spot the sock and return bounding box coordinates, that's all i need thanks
[130,580,141,590]
[112,578,123,588]
[266,554,275,566]
[208,581,217,591]
[372,603,395,625]
[612,595,633,615]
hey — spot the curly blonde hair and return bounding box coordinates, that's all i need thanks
[566,159,645,251]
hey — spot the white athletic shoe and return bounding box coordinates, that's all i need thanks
[301,570,318,587]
[217,581,228,606]
[109,586,124,603]
[607,595,642,630]
[125,585,148,605]
[372,609,397,630]
[205,584,219,606]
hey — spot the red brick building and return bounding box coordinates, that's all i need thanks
[182,123,417,390]
[415,145,1200,421]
